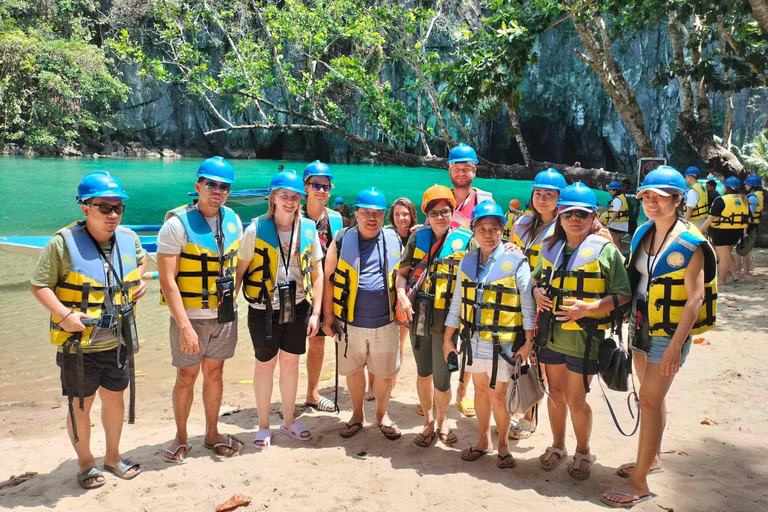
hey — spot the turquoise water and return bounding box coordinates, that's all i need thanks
[0,158,611,234]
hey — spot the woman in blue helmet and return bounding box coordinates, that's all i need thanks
[602,166,718,508]
[736,175,764,277]
[443,201,536,469]
[700,176,750,285]
[236,170,325,449]
[532,183,631,481]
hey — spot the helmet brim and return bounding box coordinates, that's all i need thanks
[558,205,595,213]
[530,184,563,191]
[198,173,235,185]
[556,201,597,211]
[447,159,478,165]
[271,186,307,196]
[354,203,387,211]
[78,191,130,203]
[636,186,681,198]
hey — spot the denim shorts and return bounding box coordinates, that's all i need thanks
[537,346,599,376]
[631,335,692,366]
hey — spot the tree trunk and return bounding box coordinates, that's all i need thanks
[748,0,768,35]
[723,91,734,151]
[568,5,655,159]
[668,13,745,177]
[416,89,432,157]
[504,99,533,167]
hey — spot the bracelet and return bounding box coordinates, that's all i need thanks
[54,310,73,327]
[525,338,535,343]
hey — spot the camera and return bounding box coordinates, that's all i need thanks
[277,280,297,324]
[216,275,236,324]
[411,291,435,338]
[82,313,116,330]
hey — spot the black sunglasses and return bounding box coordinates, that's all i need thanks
[560,210,591,220]
[309,183,332,192]
[203,180,231,192]
[86,203,126,215]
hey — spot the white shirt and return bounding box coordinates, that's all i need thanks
[686,188,700,209]
[609,197,629,233]
[238,218,323,310]
[157,204,243,319]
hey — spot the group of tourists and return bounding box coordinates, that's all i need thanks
[30,143,764,508]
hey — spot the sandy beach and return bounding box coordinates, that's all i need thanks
[1,249,767,512]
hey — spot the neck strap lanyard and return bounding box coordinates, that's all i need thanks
[645,220,678,291]
[84,227,125,289]
[275,220,296,277]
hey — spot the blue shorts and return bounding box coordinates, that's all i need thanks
[631,336,692,366]
[537,346,599,376]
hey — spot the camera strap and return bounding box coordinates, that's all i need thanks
[275,220,296,279]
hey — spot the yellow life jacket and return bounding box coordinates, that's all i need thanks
[628,220,717,336]
[458,247,526,343]
[160,205,240,309]
[502,211,516,239]
[242,215,318,306]
[600,210,610,227]
[51,222,141,346]
[332,227,401,323]
[410,226,472,311]
[689,183,709,221]
[539,234,613,331]
[711,194,750,230]
[511,214,556,271]
[748,190,764,225]
[611,193,630,222]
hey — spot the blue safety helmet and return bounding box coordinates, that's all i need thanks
[447,143,478,165]
[470,200,505,229]
[531,168,567,191]
[684,166,700,176]
[608,181,622,190]
[557,182,598,210]
[270,169,306,195]
[76,171,129,204]
[197,156,235,184]
[333,196,345,206]
[745,175,762,188]
[303,160,334,182]
[354,187,388,211]
[636,166,686,197]
[723,176,741,190]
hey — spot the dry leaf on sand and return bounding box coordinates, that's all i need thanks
[216,494,251,512]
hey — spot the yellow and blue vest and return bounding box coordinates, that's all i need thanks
[326,208,344,236]
[611,193,630,222]
[243,215,317,306]
[411,226,472,311]
[539,234,613,331]
[712,194,750,230]
[160,204,240,310]
[458,247,525,343]
[689,183,709,221]
[512,214,556,271]
[628,220,717,336]
[748,190,764,226]
[51,222,141,346]
[332,227,400,323]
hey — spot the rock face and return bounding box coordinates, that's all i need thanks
[108,23,768,174]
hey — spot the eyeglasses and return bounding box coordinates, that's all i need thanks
[357,209,385,219]
[561,210,591,220]
[309,183,332,192]
[427,207,453,219]
[86,203,126,215]
[203,181,231,193]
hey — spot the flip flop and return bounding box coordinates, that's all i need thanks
[252,430,272,451]
[461,447,492,461]
[162,443,191,464]
[378,422,402,441]
[279,421,311,441]
[340,422,363,438]
[456,399,476,418]
[436,428,458,446]
[568,451,596,481]
[203,435,244,457]
[497,454,516,469]
[616,463,663,478]
[600,489,656,509]
[77,466,105,489]
[413,428,436,448]
[539,446,568,472]
[305,396,336,412]
[103,459,141,480]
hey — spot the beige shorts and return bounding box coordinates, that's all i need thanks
[337,321,401,378]
[170,316,238,368]
[464,338,514,383]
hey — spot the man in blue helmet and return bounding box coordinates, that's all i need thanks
[607,181,630,247]
[323,187,403,440]
[30,171,148,488]
[333,196,356,227]
[446,143,494,231]
[157,156,245,462]
[683,166,709,231]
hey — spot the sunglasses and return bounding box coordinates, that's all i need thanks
[203,181,231,193]
[427,207,453,219]
[560,210,591,220]
[86,203,126,215]
[309,183,332,192]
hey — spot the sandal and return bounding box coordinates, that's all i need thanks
[436,428,458,446]
[103,459,141,480]
[203,435,244,457]
[616,462,663,478]
[539,446,568,472]
[568,451,596,481]
[305,396,336,412]
[378,422,402,441]
[456,399,476,418]
[279,421,311,441]
[162,443,191,464]
[461,447,492,461]
[340,422,363,438]
[77,466,105,489]
[252,429,272,451]
[601,488,656,508]
[509,418,535,440]
[413,427,436,448]
[497,454,516,469]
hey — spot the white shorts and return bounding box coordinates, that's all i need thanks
[464,338,514,383]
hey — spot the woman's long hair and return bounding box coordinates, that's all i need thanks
[522,189,560,243]
[388,197,417,230]
[266,189,302,223]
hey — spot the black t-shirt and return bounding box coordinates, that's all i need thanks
[707,191,720,208]
[709,195,726,218]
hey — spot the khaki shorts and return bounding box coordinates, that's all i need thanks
[464,338,514,383]
[337,322,400,378]
[170,316,238,368]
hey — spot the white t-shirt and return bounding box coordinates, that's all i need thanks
[609,197,628,233]
[238,218,323,310]
[157,204,243,319]
[686,188,700,209]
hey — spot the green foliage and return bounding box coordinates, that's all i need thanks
[743,129,768,175]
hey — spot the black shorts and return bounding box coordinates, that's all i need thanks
[248,300,311,362]
[708,227,742,247]
[56,347,129,397]
[537,346,599,376]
